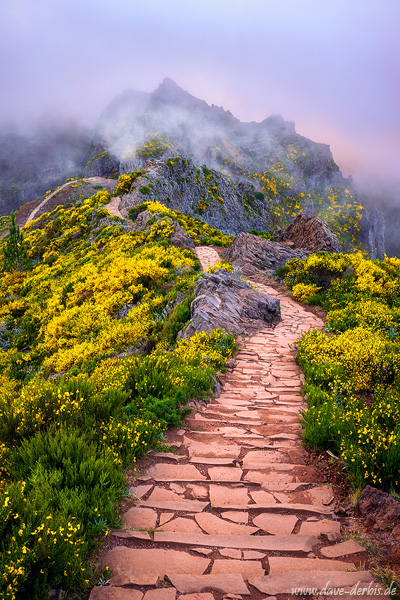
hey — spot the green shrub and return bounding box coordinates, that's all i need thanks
[139,185,151,195]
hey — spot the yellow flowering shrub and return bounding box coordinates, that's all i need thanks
[291,250,400,491]
[292,283,321,302]
[0,186,238,597]
[130,201,234,247]
[206,261,234,274]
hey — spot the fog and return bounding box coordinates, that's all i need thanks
[1,0,399,192]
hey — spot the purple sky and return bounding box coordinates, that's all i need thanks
[1,0,399,188]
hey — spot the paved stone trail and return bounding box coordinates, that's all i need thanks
[91,247,380,600]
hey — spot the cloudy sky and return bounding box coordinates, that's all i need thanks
[1,0,399,187]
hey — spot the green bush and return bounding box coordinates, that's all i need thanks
[139,185,151,195]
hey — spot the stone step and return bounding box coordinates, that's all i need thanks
[168,573,249,595]
[248,570,374,595]
[268,556,356,574]
[211,502,331,514]
[102,547,210,586]
[153,531,318,551]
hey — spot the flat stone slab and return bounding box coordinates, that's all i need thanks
[243,551,265,559]
[143,590,176,600]
[129,484,153,499]
[147,464,205,481]
[168,574,249,595]
[244,471,294,485]
[209,485,249,507]
[261,482,309,492]
[102,547,209,586]
[307,486,335,506]
[235,411,261,419]
[90,589,143,600]
[211,559,264,577]
[159,513,174,526]
[249,571,374,595]
[253,514,298,535]
[153,532,318,552]
[221,511,249,524]
[242,451,291,467]
[123,507,158,530]
[299,519,341,536]
[320,540,365,558]
[186,484,209,500]
[187,441,240,459]
[250,490,276,504]
[208,467,243,482]
[195,513,258,536]
[158,518,203,534]
[268,557,356,574]
[138,488,209,512]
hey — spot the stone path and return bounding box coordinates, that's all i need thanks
[104,195,124,219]
[90,247,380,600]
[24,177,105,225]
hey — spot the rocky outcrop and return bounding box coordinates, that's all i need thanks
[274,213,341,253]
[181,270,281,339]
[224,232,308,276]
[357,485,400,542]
[119,156,270,235]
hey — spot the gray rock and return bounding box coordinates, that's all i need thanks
[170,222,195,250]
[274,213,341,253]
[224,232,308,276]
[119,157,270,235]
[116,303,137,320]
[182,270,281,339]
[134,210,153,230]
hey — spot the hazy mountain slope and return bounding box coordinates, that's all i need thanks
[96,77,347,196]
[0,125,92,217]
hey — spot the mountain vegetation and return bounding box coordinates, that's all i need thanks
[0,81,398,599]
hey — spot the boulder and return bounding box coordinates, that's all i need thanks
[181,270,281,339]
[170,221,195,250]
[134,210,153,230]
[224,232,307,276]
[274,213,341,253]
[357,485,400,542]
